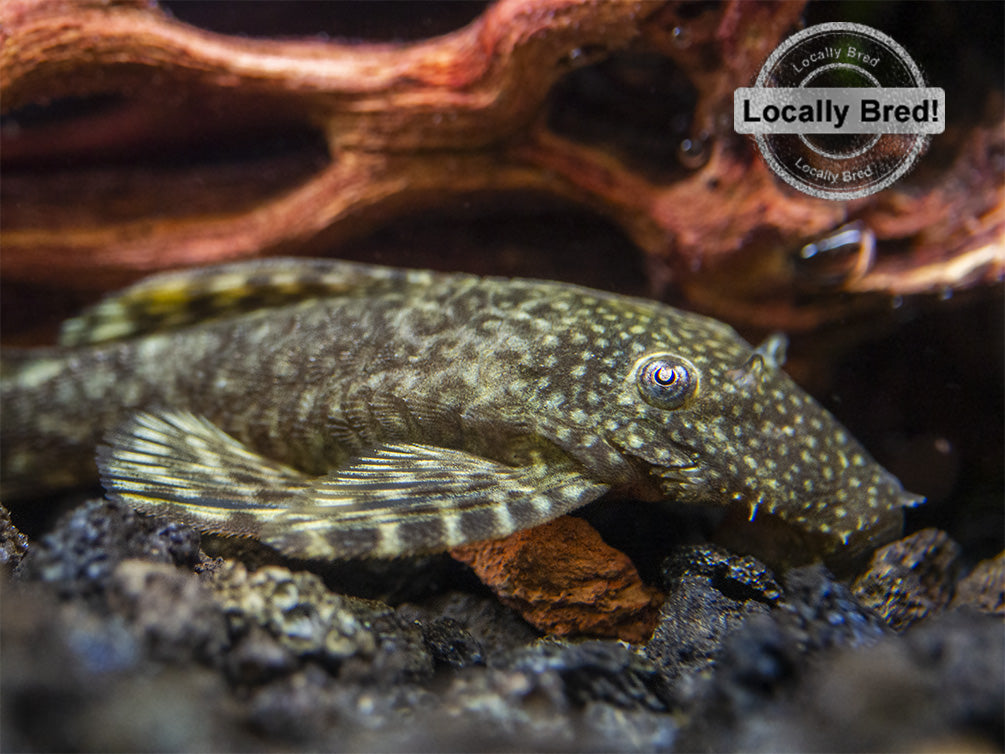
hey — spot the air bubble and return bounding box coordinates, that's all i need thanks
[678,134,710,169]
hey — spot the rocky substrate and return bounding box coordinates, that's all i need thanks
[2,499,1002,752]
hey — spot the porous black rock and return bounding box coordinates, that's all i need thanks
[416,615,485,669]
[205,561,386,666]
[680,608,1004,752]
[224,625,299,685]
[853,528,963,630]
[16,498,200,597]
[776,563,890,652]
[646,545,780,685]
[952,551,1005,615]
[2,499,999,753]
[0,504,29,570]
[401,590,540,659]
[660,544,783,604]
[676,564,899,750]
[495,639,675,712]
[105,559,229,664]
[0,583,234,752]
[374,640,680,752]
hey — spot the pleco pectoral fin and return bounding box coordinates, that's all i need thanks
[99,410,310,538]
[100,410,609,560]
[262,444,610,559]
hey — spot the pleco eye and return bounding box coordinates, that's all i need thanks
[635,354,699,409]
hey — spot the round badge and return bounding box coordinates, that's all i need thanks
[735,23,944,200]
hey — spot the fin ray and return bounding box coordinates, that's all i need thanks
[99,410,309,536]
[99,410,608,559]
[60,258,415,346]
[263,444,608,558]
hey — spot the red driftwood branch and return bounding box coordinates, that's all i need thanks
[2,0,1002,331]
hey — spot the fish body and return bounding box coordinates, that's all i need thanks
[1,259,919,560]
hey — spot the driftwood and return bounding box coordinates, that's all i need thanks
[2,0,1002,333]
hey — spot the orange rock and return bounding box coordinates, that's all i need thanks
[450,516,662,643]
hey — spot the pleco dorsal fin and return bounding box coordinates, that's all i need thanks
[100,410,609,559]
[60,258,424,346]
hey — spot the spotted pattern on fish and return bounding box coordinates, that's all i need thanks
[0,258,921,560]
